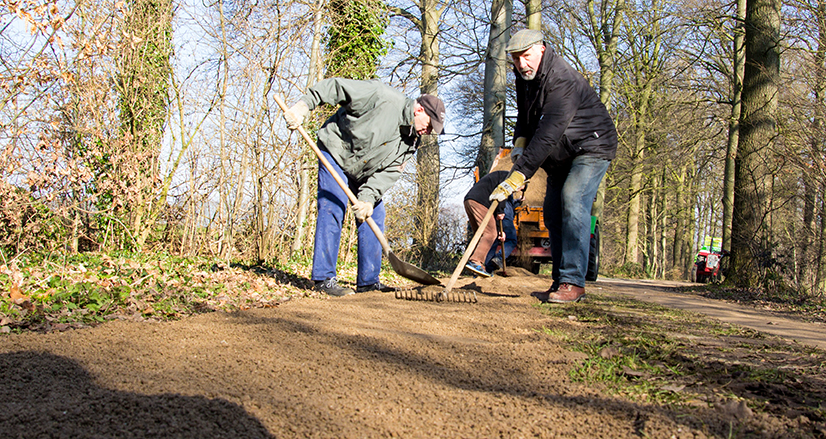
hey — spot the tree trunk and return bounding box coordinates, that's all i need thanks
[621,0,660,267]
[672,165,687,276]
[722,0,746,253]
[624,124,644,265]
[729,0,781,288]
[801,172,817,286]
[686,177,697,274]
[645,172,658,277]
[117,0,173,250]
[413,0,443,262]
[586,0,623,242]
[525,0,541,29]
[292,1,324,258]
[217,0,231,258]
[476,0,511,177]
[808,0,826,294]
[658,166,668,278]
[818,181,826,294]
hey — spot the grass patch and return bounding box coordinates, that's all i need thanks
[535,293,826,420]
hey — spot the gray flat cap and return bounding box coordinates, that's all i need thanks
[505,29,544,53]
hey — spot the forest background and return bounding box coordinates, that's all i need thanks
[1,0,825,328]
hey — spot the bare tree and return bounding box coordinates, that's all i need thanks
[117,0,174,249]
[721,0,747,253]
[386,0,446,262]
[616,0,668,266]
[290,0,325,258]
[475,0,512,177]
[729,0,781,287]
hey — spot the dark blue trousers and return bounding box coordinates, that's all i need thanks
[311,148,385,287]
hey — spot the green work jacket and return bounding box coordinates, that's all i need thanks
[299,78,419,205]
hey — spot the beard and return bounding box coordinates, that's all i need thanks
[518,69,537,80]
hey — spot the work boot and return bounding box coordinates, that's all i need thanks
[547,283,586,303]
[356,282,396,293]
[465,261,492,278]
[314,277,355,297]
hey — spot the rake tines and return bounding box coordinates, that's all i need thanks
[394,288,478,303]
[440,289,478,303]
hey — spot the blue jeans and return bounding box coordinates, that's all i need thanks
[543,155,610,287]
[312,148,385,287]
[485,198,517,270]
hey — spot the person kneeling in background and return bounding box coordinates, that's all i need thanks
[463,170,521,278]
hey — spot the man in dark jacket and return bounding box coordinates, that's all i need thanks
[284,78,446,296]
[490,29,617,303]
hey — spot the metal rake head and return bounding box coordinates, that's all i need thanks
[394,288,478,303]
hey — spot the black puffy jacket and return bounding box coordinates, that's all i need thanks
[511,45,617,179]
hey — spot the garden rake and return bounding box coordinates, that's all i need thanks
[394,286,477,303]
[439,200,501,301]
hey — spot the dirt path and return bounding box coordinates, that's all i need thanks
[592,277,826,351]
[1,270,823,438]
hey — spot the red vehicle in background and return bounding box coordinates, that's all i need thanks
[690,246,729,284]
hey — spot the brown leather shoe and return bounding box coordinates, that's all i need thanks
[547,283,586,303]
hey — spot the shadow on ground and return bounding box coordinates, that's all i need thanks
[0,351,274,438]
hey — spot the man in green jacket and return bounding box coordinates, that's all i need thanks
[284,78,446,296]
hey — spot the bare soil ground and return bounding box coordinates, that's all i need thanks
[1,268,824,438]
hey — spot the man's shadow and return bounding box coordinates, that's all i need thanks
[0,351,274,438]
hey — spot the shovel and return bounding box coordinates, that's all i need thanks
[275,95,441,286]
[442,200,499,297]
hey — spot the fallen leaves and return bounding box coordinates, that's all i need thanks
[0,253,311,333]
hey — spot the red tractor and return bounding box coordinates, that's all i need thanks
[690,247,729,283]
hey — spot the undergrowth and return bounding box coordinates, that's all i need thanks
[679,283,826,324]
[0,251,400,333]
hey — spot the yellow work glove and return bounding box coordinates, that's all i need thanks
[489,171,526,202]
[352,199,374,222]
[284,101,309,130]
[510,137,527,162]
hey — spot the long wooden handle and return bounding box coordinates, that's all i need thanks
[498,218,507,273]
[274,95,392,255]
[443,200,499,294]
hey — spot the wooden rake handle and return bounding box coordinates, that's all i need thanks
[443,200,499,295]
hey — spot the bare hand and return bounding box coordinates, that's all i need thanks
[352,200,374,222]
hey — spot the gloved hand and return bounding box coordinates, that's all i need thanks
[489,171,526,202]
[510,137,527,162]
[352,200,374,222]
[284,101,309,130]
